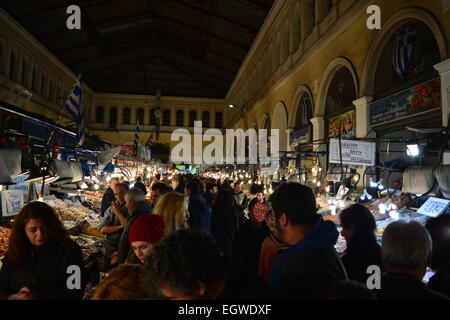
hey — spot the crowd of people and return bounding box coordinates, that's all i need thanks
[1,173,450,300]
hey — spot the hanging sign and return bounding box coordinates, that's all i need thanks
[329,139,376,166]
[0,149,22,183]
[369,78,441,126]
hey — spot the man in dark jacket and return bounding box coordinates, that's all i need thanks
[375,220,448,300]
[186,180,212,232]
[115,188,153,264]
[267,183,347,299]
[100,177,119,216]
[140,228,275,300]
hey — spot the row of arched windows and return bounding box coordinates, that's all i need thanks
[0,39,69,104]
[95,107,223,129]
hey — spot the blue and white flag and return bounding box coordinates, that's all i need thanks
[392,22,417,79]
[64,74,85,146]
[133,119,140,157]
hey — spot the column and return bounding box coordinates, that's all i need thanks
[353,96,373,190]
[117,106,124,126]
[310,116,325,152]
[143,106,150,126]
[353,96,373,138]
[434,59,450,127]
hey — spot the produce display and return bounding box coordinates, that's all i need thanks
[84,191,103,210]
[0,226,11,257]
[365,193,413,221]
[44,198,96,223]
[70,234,105,262]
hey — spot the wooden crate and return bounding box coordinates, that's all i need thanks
[81,226,104,238]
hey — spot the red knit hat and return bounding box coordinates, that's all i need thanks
[128,214,165,245]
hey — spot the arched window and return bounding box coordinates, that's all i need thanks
[189,111,197,127]
[48,80,53,101]
[373,20,441,100]
[109,107,117,129]
[96,106,104,123]
[215,112,223,128]
[325,66,357,138]
[10,49,20,82]
[41,72,47,97]
[123,107,131,124]
[294,92,313,138]
[163,109,171,126]
[202,111,210,128]
[137,108,144,124]
[150,108,156,125]
[176,110,184,126]
[21,58,28,86]
[32,65,38,92]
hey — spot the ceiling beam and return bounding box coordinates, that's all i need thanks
[86,47,231,84]
[159,56,223,95]
[95,55,157,88]
[243,0,272,11]
[16,0,94,19]
[55,25,243,66]
[71,43,235,75]
[39,8,248,51]
[170,0,258,33]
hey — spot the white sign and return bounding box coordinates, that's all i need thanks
[417,197,450,217]
[9,182,30,202]
[329,139,376,167]
[1,190,23,216]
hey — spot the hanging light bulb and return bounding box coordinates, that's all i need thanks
[389,210,399,219]
[369,178,377,188]
[379,203,387,215]
[312,178,317,184]
[325,185,331,193]
[316,181,321,187]
[377,179,385,191]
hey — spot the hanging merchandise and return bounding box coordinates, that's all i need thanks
[0,148,22,183]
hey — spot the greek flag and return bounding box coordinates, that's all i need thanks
[393,23,417,79]
[133,119,140,157]
[64,74,85,146]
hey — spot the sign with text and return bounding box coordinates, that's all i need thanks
[329,139,376,167]
[1,190,23,217]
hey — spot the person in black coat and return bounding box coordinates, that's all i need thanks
[140,228,275,300]
[0,201,85,300]
[339,204,382,283]
[101,177,119,216]
[186,179,212,232]
[232,198,270,275]
[375,220,448,300]
[425,214,450,297]
[211,190,241,258]
[134,176,147,195]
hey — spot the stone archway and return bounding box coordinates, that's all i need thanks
[316,57,359,117]
[361,7,448,97]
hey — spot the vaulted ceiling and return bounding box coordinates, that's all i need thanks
[1,0,274,98]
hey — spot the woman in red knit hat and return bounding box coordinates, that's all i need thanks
[126,214,165,264]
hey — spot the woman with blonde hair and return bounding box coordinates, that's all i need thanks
[153,191,188,235]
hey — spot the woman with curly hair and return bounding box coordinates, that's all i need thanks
[0,201,85,300]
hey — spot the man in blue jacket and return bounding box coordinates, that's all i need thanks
[267,182,347,299]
